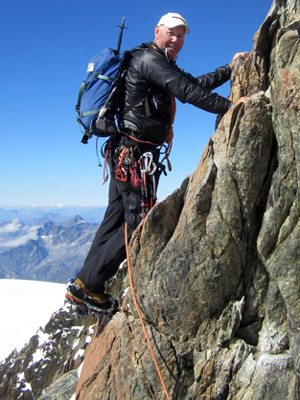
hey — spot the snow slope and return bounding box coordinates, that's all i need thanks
[0,279,66,362]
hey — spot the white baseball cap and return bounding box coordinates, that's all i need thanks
[157,13,190,34]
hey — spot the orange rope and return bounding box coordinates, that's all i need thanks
[124,222,171,400]
[115,148,129,182]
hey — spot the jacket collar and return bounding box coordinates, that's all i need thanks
[146,41,177,64]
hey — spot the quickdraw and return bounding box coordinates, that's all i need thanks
[160,94,176,172]
[102,140,111,184]
[139,152,157,219]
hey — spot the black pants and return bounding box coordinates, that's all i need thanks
[77,139,160,293]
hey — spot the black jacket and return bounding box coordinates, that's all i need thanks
[122,42,232,145]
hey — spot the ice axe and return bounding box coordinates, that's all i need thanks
[116,17,128,55]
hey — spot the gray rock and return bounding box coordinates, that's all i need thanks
[38,370,78,400]
[75,1,300,399]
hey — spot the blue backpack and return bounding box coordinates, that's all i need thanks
[76,18,136,144]
[75,48,132,144]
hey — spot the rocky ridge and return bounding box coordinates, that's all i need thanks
[0,0,300,399]
[0,304,97,399]
[76,1,300,398]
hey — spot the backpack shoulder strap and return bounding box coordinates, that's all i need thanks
[119,44,154,117]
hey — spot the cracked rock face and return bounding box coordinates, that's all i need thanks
[75,1,300,399]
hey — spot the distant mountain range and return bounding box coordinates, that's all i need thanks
[0,206,106,224]
[0,215,99,283]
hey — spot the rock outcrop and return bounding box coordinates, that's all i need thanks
[76,1,300,399]
[1,0,299,399]
[0,305,97,400]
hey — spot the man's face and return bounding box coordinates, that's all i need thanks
[154,25,186,59]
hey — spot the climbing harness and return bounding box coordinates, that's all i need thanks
[124,222,171,400]
[122,129,160,147]
[112,145,158,219]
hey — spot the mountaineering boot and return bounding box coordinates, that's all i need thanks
[74,278,86,290]
[65,277,118,312]
[73,278,113,303]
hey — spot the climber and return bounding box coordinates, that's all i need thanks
[65,12,248,312]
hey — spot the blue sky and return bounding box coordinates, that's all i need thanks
[1,0,272,208]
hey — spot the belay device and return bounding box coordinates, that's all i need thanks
[75,18,129,144]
